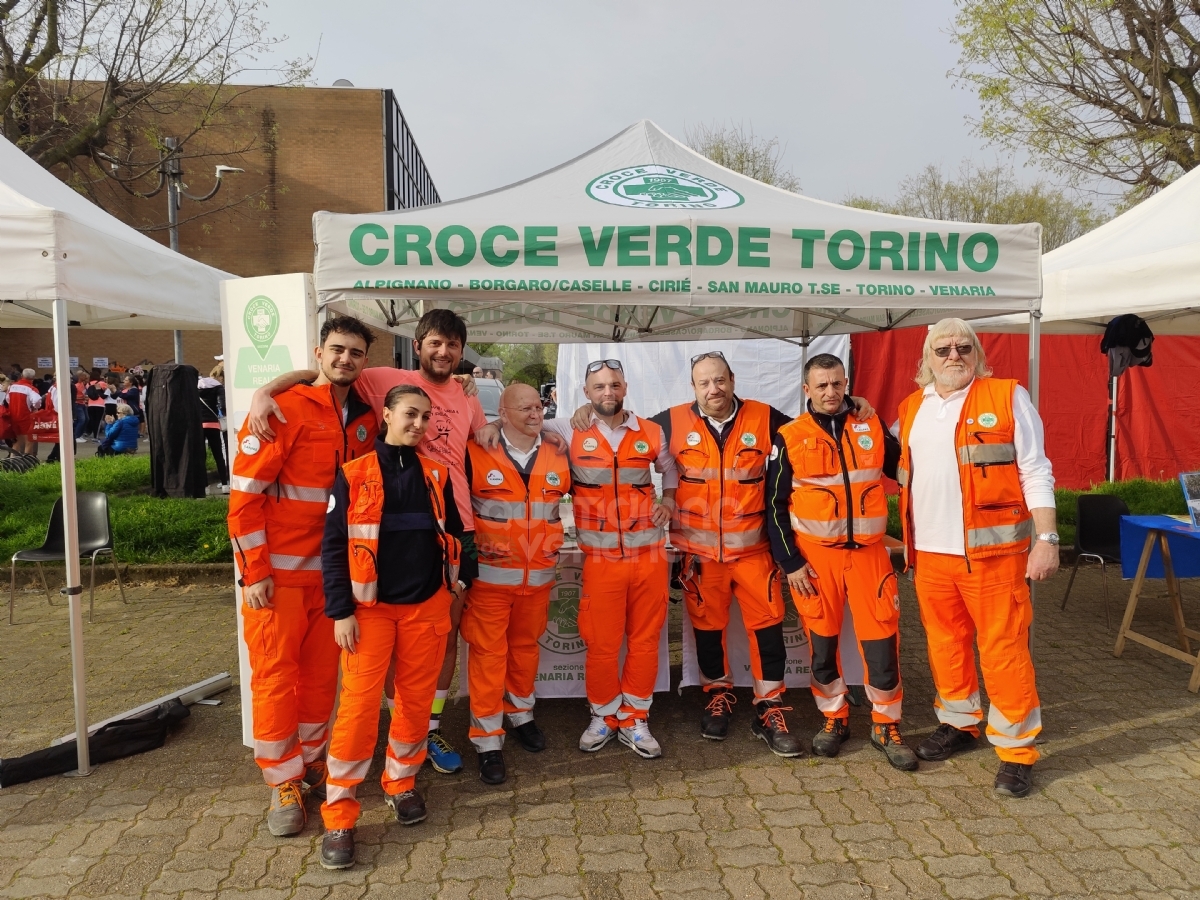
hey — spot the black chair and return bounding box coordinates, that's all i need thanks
[1061,494,1129,630]
[9,492,127,625]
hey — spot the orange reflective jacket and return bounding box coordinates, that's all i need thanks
[569,419,664,559]
[668,400,770,561]
[896,377,1032,562]
[227,383,376,587]
[778,412,887,547]
[466,440,570,588]
[341,450,461,605]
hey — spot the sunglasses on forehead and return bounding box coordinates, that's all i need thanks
[932,343,975,358]
[689,350,727,367]
[585,359,623,375]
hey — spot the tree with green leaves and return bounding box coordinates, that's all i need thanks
[684,121,801,192]
[845,161,1107,251]
[952,0,1200,199]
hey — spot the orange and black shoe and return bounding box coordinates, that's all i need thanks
[751,700,804,758]
[811,716,851,758]
[870,723,919,771]
[700,690,736,741]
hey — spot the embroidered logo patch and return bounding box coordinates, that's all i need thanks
[546,471,561,487]
[741,432,756,447]
[634,440,650,454]
[356,424,368,442]
[486,469,504,486]
[857,435,874,450]
[978,412,998,428]
[686,431,701,446]
[582,437,599,452]
[240,435,260,456]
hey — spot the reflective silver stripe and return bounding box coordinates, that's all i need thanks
[530,502,561,521]
[473,498,526,520]
[270,554,321,571]
[590,696,622,717]
[254,734,299,761]
[621,693,652,711]
[297,722,327,744]
[327,755,372,783]
[986,706,1041,748]
[347,524,379,539]
[527,567,557,587]
[384,756,422,781]
[958,443,1017,465]
[753,679,784,703]
[352,580,376,602]
[796,468,880,487]
[230,475,272,494]
[674,525,718,547]
[790,515,849,540]
[578,529,619,550]
[725,464,765,481]
[476,564,526,586]
[278,483,330,503]
[967,520,1032,549]
[570,466,613,486]
[236,529,268,549]
[622,526,665,548]
[723,526,766,550]
[470,733,503,752]
[385,737,425,780]
[810,675,849,714]
[471,712,504,736]
[864,684,902,722]
[935,692,982,729]
[388,737,425,761]
[261,758,305,785]
[856,515,889,536]
[505,691,536,717]
[325,784,356,805]
[896,467,909,487]
[681,466,720,480]
[617,468,652,486]
[700,671,732,687]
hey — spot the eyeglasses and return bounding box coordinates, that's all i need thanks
[585,359,623,375]
[932,343,975,358]
[690,350,727,367]
[504,404,544,415]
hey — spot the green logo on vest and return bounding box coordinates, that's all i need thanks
[586,165,745,209]
[857,435,874,450]
[741,432,756,447]
[634,440,650,454]
[244,295,280,360]
[978,412,998,428]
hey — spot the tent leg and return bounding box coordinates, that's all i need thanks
[1108,376,1118,481]
[52,296,90,777]
[1029,309,1042,661]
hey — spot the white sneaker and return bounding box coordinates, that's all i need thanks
[75,437,87,443]
[220,483,230,494]
[618,720,662,759]
[578,716,616,752]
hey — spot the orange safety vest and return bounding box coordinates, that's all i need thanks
[466,440,570,588]
[341,450,461,605]
[778,411,888,547]
[668,400,771,561]
[896,377,1032,562]
[569,417,664,558]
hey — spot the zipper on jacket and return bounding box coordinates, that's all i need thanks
[860,483,880,515]
[613,455,625,558]
[832,431,860,548]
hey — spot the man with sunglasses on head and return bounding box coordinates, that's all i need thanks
[894,318,1057,799]
[483,358,677,758]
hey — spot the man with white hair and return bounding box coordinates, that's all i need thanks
[894,318,1058,798]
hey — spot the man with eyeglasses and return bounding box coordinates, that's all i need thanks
[894,318,1057,798]
[483,358,677,758]
[461,383,570,784]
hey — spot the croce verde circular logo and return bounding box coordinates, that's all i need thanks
[587,165,744,209]
[244,295,280,360]
[540,562,585,654]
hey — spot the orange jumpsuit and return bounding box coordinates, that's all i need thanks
[897,377,1042,764]
[461,439,570,751]
[569,419,669,728]
[665,400,788,703]
[320,447,461,830]
[769,410,903,723]
[227,383,375,787]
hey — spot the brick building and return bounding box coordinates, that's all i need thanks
[0,85,438,374]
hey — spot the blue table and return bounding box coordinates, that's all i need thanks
[1115,515,1200,692]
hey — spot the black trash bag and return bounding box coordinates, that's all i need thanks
[0,699,190,788]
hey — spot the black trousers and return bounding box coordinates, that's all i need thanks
[86,406,104,438]
[204,429,229,483]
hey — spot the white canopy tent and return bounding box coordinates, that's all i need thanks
[0,134,236,774]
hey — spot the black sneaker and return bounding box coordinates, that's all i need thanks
[478,750,506,785]
[811,717,851,758]
[751,701,804,758]
[385,789,427,825]
[994,761,1034,798]
[700,690,736,741]
[510,720,546,753]
[870,723,919,771]
[319,829,355,869]
[915,723,978,761]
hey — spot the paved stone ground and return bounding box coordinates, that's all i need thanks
[2,566,1199,899]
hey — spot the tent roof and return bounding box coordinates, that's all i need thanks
[314,120,1042,343]
[0,135,235,330]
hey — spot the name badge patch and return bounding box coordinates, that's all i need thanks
[852,423,871,432]
[240,435,260,456]
[582,437,599,452]
[686,431,701,446]
[486,469,504,486]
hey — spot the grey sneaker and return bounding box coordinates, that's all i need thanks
[266,780,306,836]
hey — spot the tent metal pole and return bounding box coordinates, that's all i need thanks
[1108,377,1118,481]
[1027,309,1041,408]
[52,296,90,777]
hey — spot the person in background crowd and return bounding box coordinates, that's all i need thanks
[44,374,62,463]
[72,372,89,443]
[103,374,119,421]
[85,369,107,439]
[96,403,140,456]
[198,363,229,492]
[472,366,484,378]
[7,364,22,382]
[0,376,13,449]
[119,375,142,423]
[895,318,1057,799]
[7,368,41,457]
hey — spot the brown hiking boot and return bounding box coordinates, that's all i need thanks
[870,723,919,771]
[266,780,306,836]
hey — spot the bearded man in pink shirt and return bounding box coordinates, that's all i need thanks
[248,309,487,775]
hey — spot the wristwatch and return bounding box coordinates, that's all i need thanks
[456,580,467,592]
[1036,532,1060,545]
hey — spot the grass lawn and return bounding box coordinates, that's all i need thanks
[0,454,231,565]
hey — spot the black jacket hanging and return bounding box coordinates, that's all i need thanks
[1100,314,1154,378]
[145,363,208,498]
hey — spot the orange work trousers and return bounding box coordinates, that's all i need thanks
[242,583,339,787]
[578,554,668,727]
[913,550,1041,764]
[796,540,903,724]
[681,550,787,703]
[320,588,452,830]
[461,580,553,752]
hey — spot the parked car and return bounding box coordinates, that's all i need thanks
[475,378,504,422]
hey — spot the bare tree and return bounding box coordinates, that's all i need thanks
[684,121,801,192]
[952,0,1200,199]
[1,0,309,220]
[846,161,1107,251]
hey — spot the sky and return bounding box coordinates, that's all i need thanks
[259,1,1048,205]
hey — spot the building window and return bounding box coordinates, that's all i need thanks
[384,90,440,210]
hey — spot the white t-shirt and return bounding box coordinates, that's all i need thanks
[901,380,1055,556]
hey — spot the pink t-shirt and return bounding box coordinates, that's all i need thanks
[356,367,487,530]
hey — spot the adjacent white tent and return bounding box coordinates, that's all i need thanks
[0,135,231,329]
[313,120,1043,345]
[0,134,236,775]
